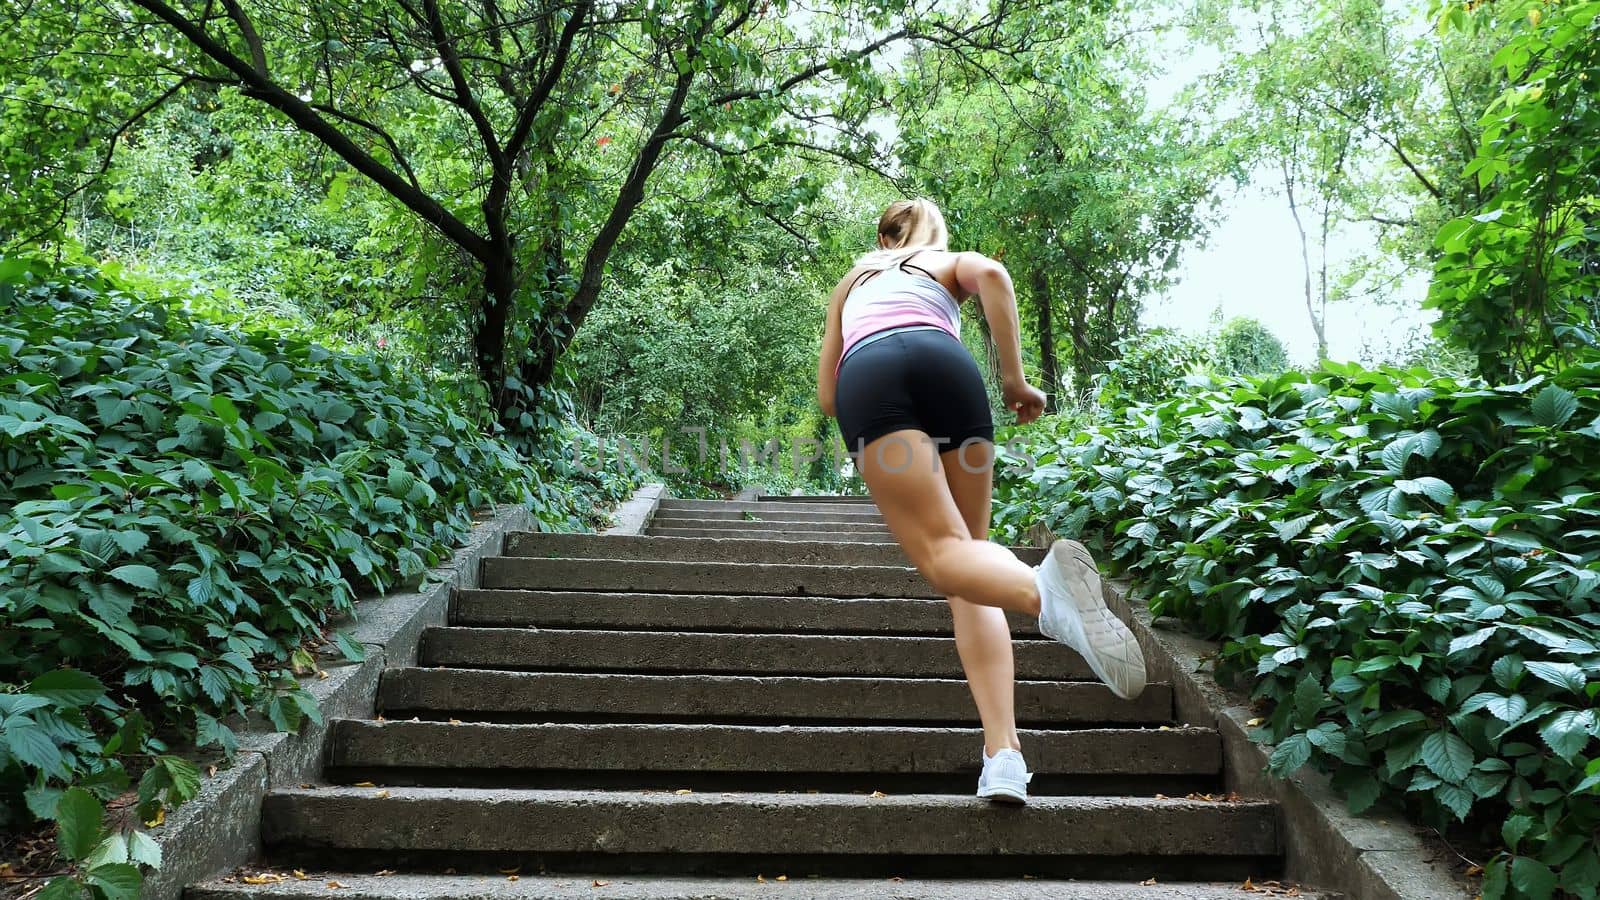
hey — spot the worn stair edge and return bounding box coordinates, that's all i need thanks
[261,788,1281,858]
[501,532,1046,566]
[649,510,886,525]
[328,721,1222,776]
[480,558,931,598]
[451,591,1045,635]
[189,872,1332,899]
[1106,581,1473,900]
[603,484,667,535]
[143,504,538,900]
[647,517,891,534]
[759,493,874,503]
[377,670,1172,724]
[647,527,896,543]
[658,498,886,517]
[420,627,1091,679]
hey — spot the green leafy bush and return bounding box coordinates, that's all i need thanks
[994,363,1600,899]
[1096,327,1213,407]
[1213,317,1290,377]
[1428,0,1600,380]
[0,257,632,894]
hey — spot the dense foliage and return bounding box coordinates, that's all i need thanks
[1427,0,1600,380]
[0,258,633,895]
[995,364,1600,897]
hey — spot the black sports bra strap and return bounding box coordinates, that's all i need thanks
[897,251,944,287]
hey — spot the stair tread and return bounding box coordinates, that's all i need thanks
[192,872,1325,899]
[378,669,1172,724]
[480,557,936,597]
[501,532,1045,566]
[262,787,1281,856]
[328,720,1222,776]
[420,626,1091,679]
[452,590,1044,635]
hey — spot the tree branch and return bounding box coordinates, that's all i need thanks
[503,0,592,163]
[127,0,492,262]
[422,0,505,168]
[218,0,267,74]
[309,102,423,191]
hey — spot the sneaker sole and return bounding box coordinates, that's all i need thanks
[976,785,1028,805]
[1050,540,1147,700]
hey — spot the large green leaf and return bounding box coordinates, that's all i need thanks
[29,670,107,706]
[54,789,103,862]
[1530,385,1578,427]
[107,565,160,591]
[1538,710,1593,761]
[85,864,142,900]
[1420,730,1473,784]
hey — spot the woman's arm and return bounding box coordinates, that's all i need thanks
[955,252,1046,423]
[816,270,855,418]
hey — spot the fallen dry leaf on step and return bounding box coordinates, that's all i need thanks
[242,874,285,885]
[499,867,521,875]
[674,789,693,795]
[1247,717,1264,726]
[208,765,218,777]
[756,875,766,883]
[507,876,519,882]
[353,781,376,787]
[317,670,329,680]
[293,870,309,880]
[1140,878,1158,886]
[375,871,395,877]
[776,876,788,882]
[869,791,886,798]
[326,880,347,889]
[374,790,390,799]
[448,718,462,724]
[592,880,611,887]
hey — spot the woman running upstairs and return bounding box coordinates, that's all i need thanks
[816,198,1147,805]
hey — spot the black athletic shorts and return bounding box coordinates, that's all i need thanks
[834,326,995,457]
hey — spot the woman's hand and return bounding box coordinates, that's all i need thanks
[1003,379,1047,425]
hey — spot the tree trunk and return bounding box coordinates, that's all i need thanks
[1031,268,1058,411]
[473,252,517,418]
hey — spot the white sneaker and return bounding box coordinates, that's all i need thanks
[976,747,1031,804]
[1035,539,1147,700]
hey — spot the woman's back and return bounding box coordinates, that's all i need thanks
[839,251,964,359]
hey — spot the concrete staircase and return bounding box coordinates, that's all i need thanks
[190,496,1312,899]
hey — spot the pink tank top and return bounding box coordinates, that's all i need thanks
[839,257,961,365]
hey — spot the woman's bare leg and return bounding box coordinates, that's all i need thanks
[939,440,1022,757]
[855,430,1040,615]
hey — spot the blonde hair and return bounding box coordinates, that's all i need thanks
[853,199,950,270]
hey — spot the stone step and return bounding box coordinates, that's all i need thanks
[658,499,884,518]
[191,873,1327,900]
[377,670,1171,725]
[328,721,1222,779]
[652,508,885,525]
[502,533,1046,566]
[480,558,930,597]
[260,788,1281,860]
[647,526,896,543]
[647,516,891,534]
[420,627,1087,679]
[452,591,1044,635]
[761,494,874,503]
